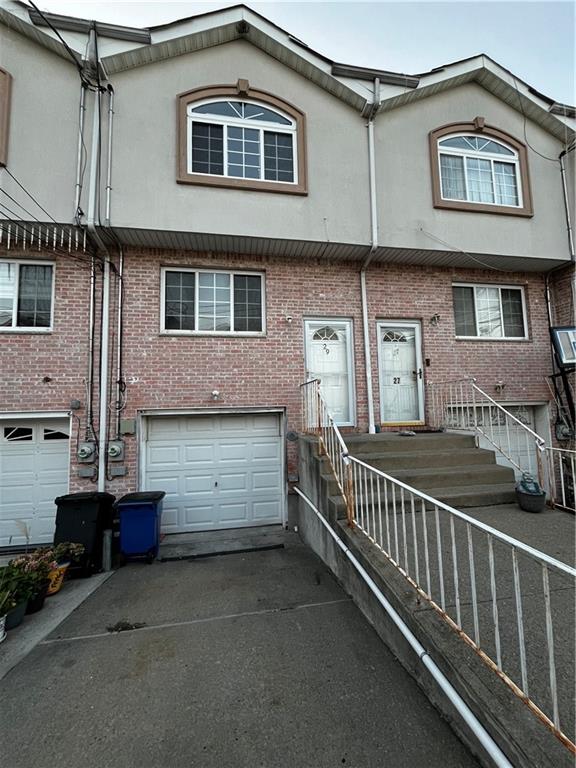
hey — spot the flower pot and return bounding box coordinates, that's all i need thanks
[0,614,6,643]
[5,600,28,630]
[516,488,546,513]
[47,562,70,595]
[26,581,50,614]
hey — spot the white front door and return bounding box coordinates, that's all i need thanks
[378,321,424,424]
[305,320,355,426]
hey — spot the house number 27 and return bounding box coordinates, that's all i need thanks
[393,377,401,384]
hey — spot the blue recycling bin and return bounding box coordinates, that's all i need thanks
[115,492,165,563]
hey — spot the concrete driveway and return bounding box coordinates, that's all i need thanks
[0,533,478,767]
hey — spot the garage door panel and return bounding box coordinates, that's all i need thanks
[218,472,248,492]
[184,443,215,464]
[219,442,249,463]
[252,470,281,490]
[184,504,217,527]
[147,445,181,467]
[219,502,249,524]
[184,474,215,494]
[253,499,282,521]
[252,440,281,461]
[144,413,283,533]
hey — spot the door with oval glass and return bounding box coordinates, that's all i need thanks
[304,319,355,426]
[378,321,424,424]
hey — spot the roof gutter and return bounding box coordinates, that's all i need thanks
[360,78,381,435]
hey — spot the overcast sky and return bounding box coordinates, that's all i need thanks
[25,1,575,103]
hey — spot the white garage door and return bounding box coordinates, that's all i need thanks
[0,418,70,547]
[144,412,284,533]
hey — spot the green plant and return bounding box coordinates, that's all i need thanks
[0,567,17,615]
[8,551,56,599]
[52,542,85,564]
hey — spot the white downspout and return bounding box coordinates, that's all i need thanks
[295,488,514,768]
[361,78,380,434]
[559,149,575,260]
[86,27,111,492]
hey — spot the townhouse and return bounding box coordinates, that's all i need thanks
[0,2,574,546]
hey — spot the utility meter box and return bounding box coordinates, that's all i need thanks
[107,440,125,462]
[77,441,96,463]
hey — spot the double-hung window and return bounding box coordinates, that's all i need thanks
[429,122,533,216]
[0,261,54,331]
[162,268,265,335]
[178,84,307,194]
[453,284,527,339]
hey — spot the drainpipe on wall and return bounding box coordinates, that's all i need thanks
[360,78,381,434]
[558,149,575,261]
[104,84,115,227]
[85,24,111,492]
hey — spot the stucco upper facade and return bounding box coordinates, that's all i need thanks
[0,1,573,268]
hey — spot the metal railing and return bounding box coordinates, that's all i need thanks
[546,447,576,513]
[427,378,547,486]
[300,378,353,520]
[348,455,576,752]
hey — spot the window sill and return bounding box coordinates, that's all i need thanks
[0,328,53,334]
[434,199,533,217]
[160,331,267,338]
[455,336,530,342]
[177,173,308,196]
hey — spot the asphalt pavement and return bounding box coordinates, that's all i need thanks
[0,533,478,768]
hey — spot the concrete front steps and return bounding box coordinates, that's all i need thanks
[320,432,517,511]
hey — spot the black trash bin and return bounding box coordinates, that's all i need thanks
[115,492,165,563]
[54,492,116,574]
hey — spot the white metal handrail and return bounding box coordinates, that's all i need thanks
[300,379,353,520]
[427,377,547,486]
[546,447,576,513]
[347,454,576,752]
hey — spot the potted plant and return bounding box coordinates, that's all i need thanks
[45,542,85,595]
[9,551,55,615]
[0,574,16,643]
[2,564,31,631]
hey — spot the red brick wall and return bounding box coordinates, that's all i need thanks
[0,247,557,496]
[549,263,575,327]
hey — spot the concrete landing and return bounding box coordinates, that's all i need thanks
[159,524,287,560]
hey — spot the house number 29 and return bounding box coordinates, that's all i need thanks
[393,377,401,384]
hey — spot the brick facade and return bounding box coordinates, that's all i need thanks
[0,247,558,496]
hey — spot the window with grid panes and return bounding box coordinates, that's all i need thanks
[188,100,296,184]
[452,284,527,339]
[438,135,521,207]
[0,261,53,330]
[163,269,264,334]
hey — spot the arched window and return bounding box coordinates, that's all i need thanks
[178,83,307,194]
[429,121,532,217]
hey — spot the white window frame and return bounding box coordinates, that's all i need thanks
[438,134,523,209]
[186,98,298,186]
[453,283,528,341]
[160,267,266,337]
[0,259,55,333]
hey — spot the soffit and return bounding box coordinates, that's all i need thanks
[108,226,568,273]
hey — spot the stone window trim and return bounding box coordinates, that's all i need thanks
[177,82,308,195]
[0,67,12,168]
[429,120,533,217]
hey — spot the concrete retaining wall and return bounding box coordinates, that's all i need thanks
[296,491,571,768]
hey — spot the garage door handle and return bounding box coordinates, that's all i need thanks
[214,482,218,487]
